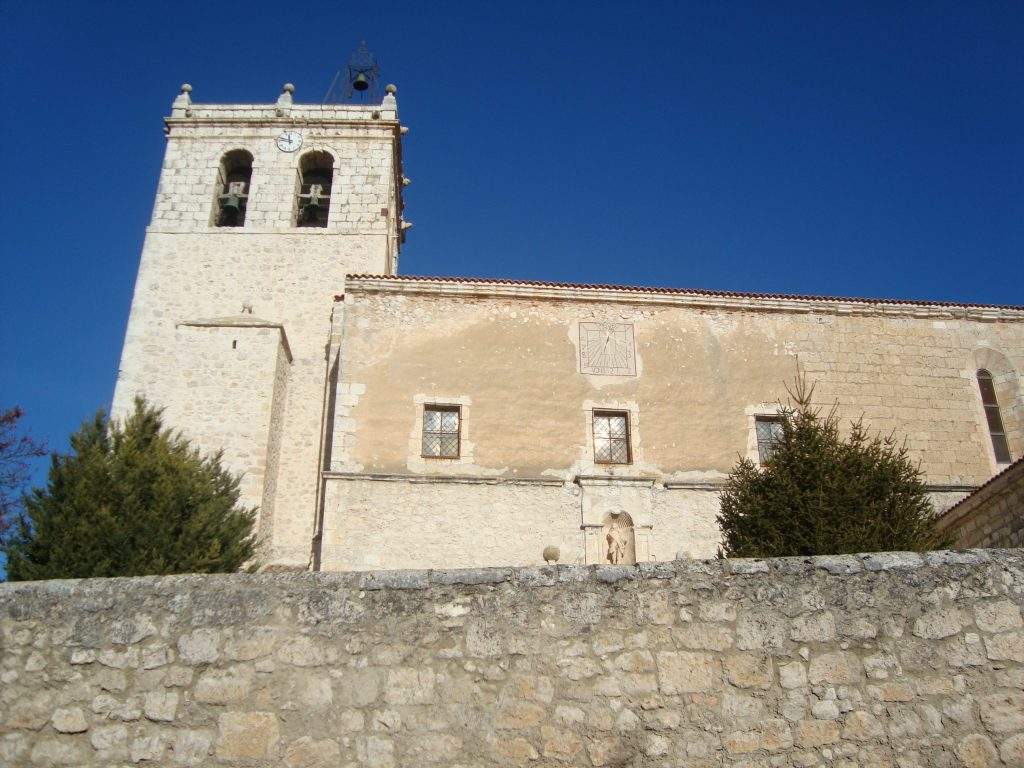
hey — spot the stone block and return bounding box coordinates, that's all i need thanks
[28,737,88,766]
[842,710,884,741]
[795,718,840,747]
[171,730,214,765]
[385,667,435,704]
[956,734,1000,768]
[49,707,87,734]
[216,711,280,760]
[808,651,862,685]
[656,651,721,693]
[974,600,1023,633]
[913,607,966,639]
[284,736,341,768]
[143,689,178,722]
[195,666,253,704]
[984,631,1024,663]
[980,692,1024,733]
[723,653,773,689]
[177,628,220,665]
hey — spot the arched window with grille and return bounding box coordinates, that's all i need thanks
[295,151,334,227]
[977,369,1012,463]
[213,150,253,227]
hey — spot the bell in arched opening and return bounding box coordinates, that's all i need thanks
[295,151,334,228]
[214,150,253,227]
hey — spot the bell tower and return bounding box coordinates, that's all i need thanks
[111,77,408,570]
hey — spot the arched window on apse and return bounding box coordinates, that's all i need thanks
[977,369,1012,463]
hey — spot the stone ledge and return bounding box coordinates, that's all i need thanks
[2,549,1019,602]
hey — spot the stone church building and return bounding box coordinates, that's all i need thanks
[112,84,1024,572]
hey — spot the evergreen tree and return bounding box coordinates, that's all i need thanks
[3,398,256,580]
[717,377,946,558]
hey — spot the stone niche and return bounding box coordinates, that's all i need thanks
[577,475,654,564]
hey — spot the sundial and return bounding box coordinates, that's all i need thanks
[579,322,636,376]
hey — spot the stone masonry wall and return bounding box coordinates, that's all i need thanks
[2,550,1023,767]
[112,91,404,570]
[938,459,1024,550]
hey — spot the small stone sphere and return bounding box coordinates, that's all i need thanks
[283,83,295,93]
[543,545,560,563]
[180,83,192,93]
[385,83,398,95]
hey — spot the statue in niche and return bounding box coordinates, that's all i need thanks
[603,511,636,565]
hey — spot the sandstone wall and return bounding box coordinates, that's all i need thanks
[2,550,1023,767]
[938,459,1024,549]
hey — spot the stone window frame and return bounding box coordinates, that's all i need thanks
[420,404,462,460]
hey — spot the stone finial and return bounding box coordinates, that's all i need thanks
[275,84,294,117]
[400,220,413,230]
[173,83,192,109]
[399,125,409,135]
[543,545,560,564]
[401,176,412,187]
[382,83,398,111]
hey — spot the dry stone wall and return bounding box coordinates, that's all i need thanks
[2,550,1023,767]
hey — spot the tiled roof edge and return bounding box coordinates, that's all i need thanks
[342,274,1024,312]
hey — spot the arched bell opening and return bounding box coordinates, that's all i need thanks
[295,151,334,228]
[213,149,253,227]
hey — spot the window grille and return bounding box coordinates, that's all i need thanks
[755,416,784,463]
[977,370,1012,463]
[422,405,460,458]
[593,411,631,464]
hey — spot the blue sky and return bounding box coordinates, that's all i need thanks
[1,0,1022,481]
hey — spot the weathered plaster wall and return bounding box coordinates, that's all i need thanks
[319,280,1022,570]
[111,94,404,570]
[937,459,1024,549]
[2,550,1023,767]
[334,286,1024,485]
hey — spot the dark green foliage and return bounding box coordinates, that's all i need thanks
[3,398,256,580]
[717,377,947,558]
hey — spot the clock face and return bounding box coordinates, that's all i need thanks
[579,322,637,376]
[276,130,303,152]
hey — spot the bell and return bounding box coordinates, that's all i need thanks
[300,201,322,224]
[220,195,242,224]
[352,72,369,91]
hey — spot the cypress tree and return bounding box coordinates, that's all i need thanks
[3,398,256,580]
[717,377,947,558]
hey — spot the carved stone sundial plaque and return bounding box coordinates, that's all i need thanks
[579,322,636,376]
